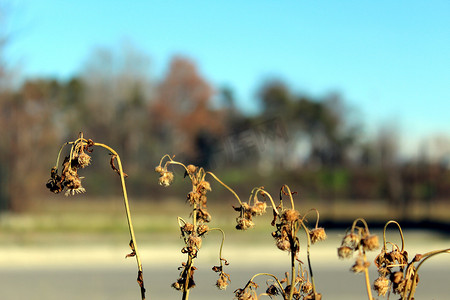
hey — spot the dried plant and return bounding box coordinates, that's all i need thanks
[45,133,146,299]
[234,185,325,300]
[338,219,450,300]
[155,155,238,300]
[373,220,449,300]
[337,218,379,300]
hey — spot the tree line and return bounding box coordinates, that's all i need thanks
[0,40,449,215]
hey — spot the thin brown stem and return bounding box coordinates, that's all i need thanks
[94,142,146,299]
[407,248,450,300]
[206,171,242,206]
[383,220,405,252]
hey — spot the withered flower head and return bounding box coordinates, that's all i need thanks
[392,271,404,284]
[338,246,354,259]
[159,171,174,187]
[216,272,230,290]
[76,152,91,168]
[182,223,194,234]
[310,227,327,244]
[351,256,370,273]
[196,208,211,223]
[155,166,164,173]
[276,237,291,251]
[362,234,379,251]
[186,164,197,175]
[282,209,300,222]
[251,201,267,216]
[63,168,86,196]
[342,232,360,249]
[235,291,256,300]
[373,276,390,297]
[46,167,63,193]
[266,284,279,296]
[235,217,254,230]
[187,191,201,205]
[197,180,212,194]
[197,224,209,236]
[187,234,202,250]
[301,281,313,294]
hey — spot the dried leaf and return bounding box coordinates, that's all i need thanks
[126,239,136,258]
[110,154,128,178]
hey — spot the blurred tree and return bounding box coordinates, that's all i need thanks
[257,80,360,171]
[0,79,58,211]
[150,56,225,166]
[79,41,153,172]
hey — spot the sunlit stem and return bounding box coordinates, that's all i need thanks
[209,228,226,268]
[254,188,279,215]
[94,142,146,300]
[383,220,405,252]
[182,255,194,300]
[300,221,317,296]
[281,184,295,210]
[54,141,72,169]
[206,171,243,206]
[351,218,370,234]
[407,248,450,300]
[158,154,174,168]
[300,208,320,229]
[246,273,285,293]
[361,251,373,300]
[288,241,296,300]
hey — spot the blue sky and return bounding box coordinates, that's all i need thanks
[5,0,450,156]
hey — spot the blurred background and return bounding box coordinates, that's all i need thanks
[0,1,449,299]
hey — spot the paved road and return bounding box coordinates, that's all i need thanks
[0,262,449,299]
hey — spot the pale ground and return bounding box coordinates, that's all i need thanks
[0,230,448,299]
[0,197,449,299]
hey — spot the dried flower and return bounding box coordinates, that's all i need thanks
[251,201,267,216]
[197,224,209,236]
[362,234,379,251]
[158,171,174,187]
[276,238,291,251]
[154,166,164,173]
[76,152,91,168]
[351,257,370,273]
[338,246,354,259]
[392,271,403,284]
[282,209,300,222]
[342,233,360,249]
[182,223,194,234]
[186,164,197,175]
[197,180,211,194]
[301,281,313,294]
[236,217,254,230]
[187,234,202,250]
[216,272,230,290]
[310,227,327,244]
[373,276,390,296]
[266,284,279,296]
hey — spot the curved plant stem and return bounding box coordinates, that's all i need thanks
[351,218,370,234]
[383,220,405,252]
[206,171,243,206]
[247,273,285,293]
[94,142,146,300]
[281,184,295,210]
[300,222,317,296]
[407,248,450,300]
[55,141,71,168]
[254,188,279,215]
[208,228,226,268]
